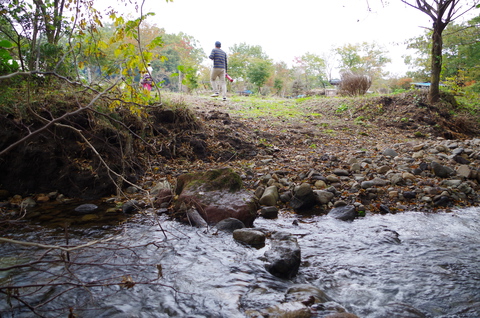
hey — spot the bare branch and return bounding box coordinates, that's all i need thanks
[0,234,120,252]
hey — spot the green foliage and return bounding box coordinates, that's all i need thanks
[335,104,349,113]
[335,42,391,78]
[295,96,311,103]
[246,58,273,93]
[405,11,480,88]
[293,52,327,90]
[228,43,271,89]
[354,116,369,126]
[273,78,283,94]
[173,64,199,92]
[0,39,18,75]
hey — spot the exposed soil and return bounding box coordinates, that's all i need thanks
[183,90,477,165]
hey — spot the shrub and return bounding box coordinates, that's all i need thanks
[339,71,372,96]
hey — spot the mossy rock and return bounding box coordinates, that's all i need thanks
[174,168,258,227]
[176,168,243,194]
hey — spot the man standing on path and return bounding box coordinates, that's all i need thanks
[209,41,228,101]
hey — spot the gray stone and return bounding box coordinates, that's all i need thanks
[389,173,404,186]
[290,183,316,211]
[295,183,313,197]
[150,179,172,196]
[372,177,389,186]
[326,174,340,183]
[328,205,357,221]
[361,180,375,189]
[233,228,265,247]
[333,169,349,176]
[377,165,390,174]
[21,197,37,209]
[456,165,471,178]
[458,182,473,194]
[431,161,454,178]
[186,208,208,228]
[350,163,361,172]
[286,284,332,303]
[122,200,141,214]
[215,218,245,232]
[257,302,311,318]
[383,148,398,157]
[314,190,335,204]
[254,186,265,199]
[74,203,97,213]
[260,206,279,219]
[264,232,301,279]
[442,179,462,187]
[259,185,279,206]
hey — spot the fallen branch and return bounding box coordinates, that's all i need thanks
[0,234,120,252]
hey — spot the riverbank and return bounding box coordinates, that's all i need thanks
[149,91,480,216]
[1,90,480,217]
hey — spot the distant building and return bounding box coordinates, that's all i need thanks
[412,82,445,89]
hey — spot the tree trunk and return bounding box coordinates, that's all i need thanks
[429,23,443,103]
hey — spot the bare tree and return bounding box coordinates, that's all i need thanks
[400,0,479,103]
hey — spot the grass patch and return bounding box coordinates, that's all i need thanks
[324,129,337,136]
[229,96,304,119]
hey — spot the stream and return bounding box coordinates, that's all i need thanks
[1,207,479,317]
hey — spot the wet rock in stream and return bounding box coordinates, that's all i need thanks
[173,168,259,226]
[264,231,301,279]
[74,203,98,213]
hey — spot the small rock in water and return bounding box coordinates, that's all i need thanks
[74,203,98,213]
[233,228,266,247]
[328,205,357,221]
[215,218,245,232]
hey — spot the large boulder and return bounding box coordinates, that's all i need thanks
[175,168,258,227]
[264,232,301,279]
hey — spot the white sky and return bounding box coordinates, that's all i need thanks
[138,0,474,77]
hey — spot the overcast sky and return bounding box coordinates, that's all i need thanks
[139,0,474,77]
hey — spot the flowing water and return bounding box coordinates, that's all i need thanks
[1,207,479,317]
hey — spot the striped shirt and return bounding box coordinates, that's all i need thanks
[209,48,227,70]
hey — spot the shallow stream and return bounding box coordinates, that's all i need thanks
[1,207,479,317]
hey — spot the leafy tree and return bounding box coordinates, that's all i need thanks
[273,61,292,97]
[400,0,480,103]
[230,42,269,60]
[335,42,391,78]
[0,0,103,73]
[405,14,480,90]
[228,42,269,82]
[163,32,205,91]
[404,31,432,81]
[293,52,327,89]
[246,58,273,94]
[442,17,480,89]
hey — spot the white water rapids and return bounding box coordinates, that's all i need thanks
[1,208,479,317]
